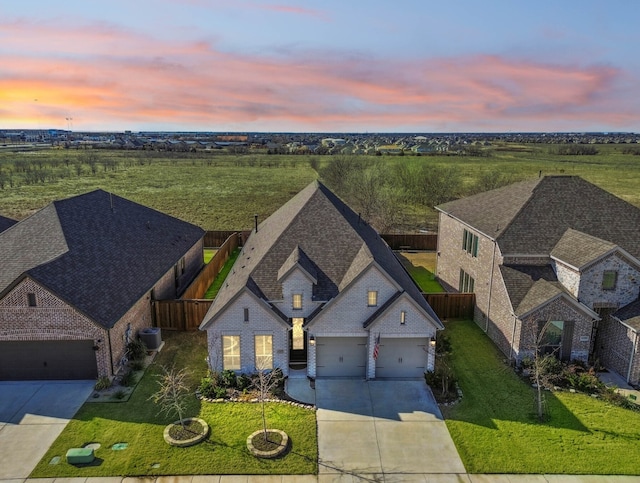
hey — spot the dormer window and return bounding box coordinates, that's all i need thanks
[367,290,378,307]
[602,270,618,290]
[292,293,303,310]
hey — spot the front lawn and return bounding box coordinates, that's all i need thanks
[442,320,640,474]
[31,331,317,477]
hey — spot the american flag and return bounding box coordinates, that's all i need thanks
[373,333,380,360]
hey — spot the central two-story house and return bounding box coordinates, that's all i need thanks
[436,176,640,385]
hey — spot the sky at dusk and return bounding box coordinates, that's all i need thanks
[1,0,639,133]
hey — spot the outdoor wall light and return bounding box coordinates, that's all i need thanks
[429,337,436,347]
[309,334,316,346]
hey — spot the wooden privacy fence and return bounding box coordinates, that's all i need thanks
[381,233,438,251]
[181,233,240,300]
[152,299,212,331]
[424,292,475,320]
[204,230,250,248]
[154,232,240,331]
[204,231,438,251]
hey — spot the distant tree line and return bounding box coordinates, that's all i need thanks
[319,156,515,232]
[552,145,599,155]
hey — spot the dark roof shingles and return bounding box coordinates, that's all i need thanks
[1,190,204,329]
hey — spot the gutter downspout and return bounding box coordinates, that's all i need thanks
[107,329,115,377]
[628,330,639,384]
[509,313,517,361]
[485,241,497,332]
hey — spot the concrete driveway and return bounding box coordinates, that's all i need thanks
[0,380,94,479]
[316,379,466,481]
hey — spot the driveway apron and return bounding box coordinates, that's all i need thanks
[0,380,94,479]
[316,379,465,480]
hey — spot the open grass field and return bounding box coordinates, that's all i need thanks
[30,331,318,477]
[2,143,640,229]
[442,320,640,475]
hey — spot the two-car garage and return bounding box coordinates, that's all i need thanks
[314,336,428,378]
[0,340,98,380]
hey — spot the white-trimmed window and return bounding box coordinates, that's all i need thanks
[367,290,378,307]
[222,335,241,370]
[400,310,406,325]
[255,335,273,370]
[292,293,303,310]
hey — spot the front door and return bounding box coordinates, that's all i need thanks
[289,318,307,367]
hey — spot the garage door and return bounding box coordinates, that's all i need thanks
[316,337,367,377]
[375,338,428,378]
[0,340,98,380]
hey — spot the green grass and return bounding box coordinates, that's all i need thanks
[203,248,217,264]
[0,151,317,229]
[30,331,317,477]
[405,263,443,292]
[397,252,444,292]
[442,320,640,474]
[5,144,640,230]
[204,248,241,299]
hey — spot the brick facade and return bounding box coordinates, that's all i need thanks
[437,211,595,365]
[596,317,639,384]
[518,297,593,363]
[0,239,204,379]
[205,291,290,376]
[0,277,110,377]
[207,265,440,380]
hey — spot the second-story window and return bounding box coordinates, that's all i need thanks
[602,270,618,290]
[462,229,479,257]
[367,290,378,307]
[243,308,250,322]
[292,293,303,310]
[27,293,37,307]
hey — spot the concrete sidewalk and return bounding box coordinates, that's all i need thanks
[6,474,640,482]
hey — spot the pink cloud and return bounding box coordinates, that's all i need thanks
[0,19,636,131]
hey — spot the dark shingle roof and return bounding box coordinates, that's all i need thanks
[277,245,318,283]
[500,265,564,316]
[613,299,640,331]
[0,215,17,233]
[0,190,205,329]
[550,229,617,269]
[201,181,441,328]
[437,176,640,258]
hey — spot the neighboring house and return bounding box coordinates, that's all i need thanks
[200,181,443,379]
[0,190,205,380]
[0,215,17,234]
[436,176,640,385]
